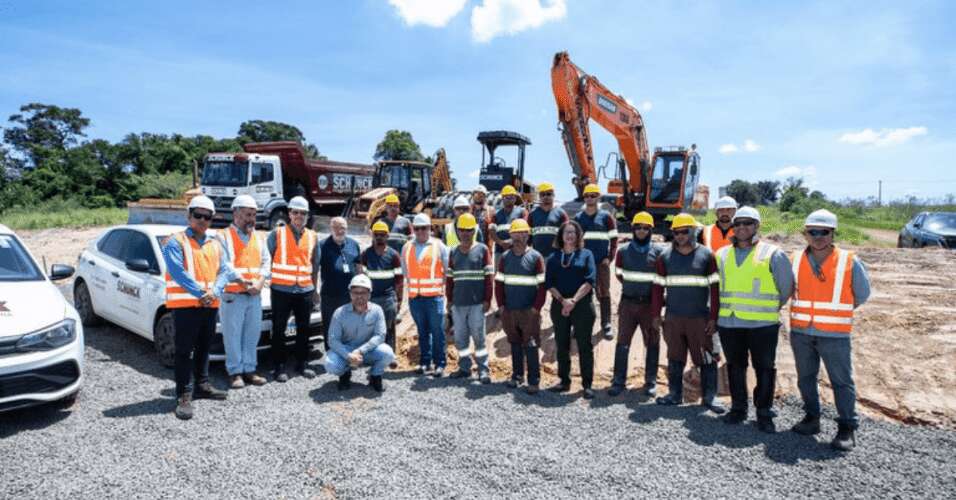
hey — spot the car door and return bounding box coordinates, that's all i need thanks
[111,230,162,336]
[910,213,927,247]
[92,229,131,323]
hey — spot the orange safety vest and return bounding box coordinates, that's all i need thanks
[270,225,316,287]
[703,224,734,252]
[790,246,856,334]
[223,226,263,293]
[403,239,446,298]
[165,232,222,309]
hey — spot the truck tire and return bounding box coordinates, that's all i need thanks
[73,280,102,327]
[154,312,177,368]
[269,209,288,229]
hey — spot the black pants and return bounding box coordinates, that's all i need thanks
[551,298,596,388]
[320,293,351,350]
[719,324,780,416]
[271,289,314,366]
[173,307,217,396]
[371,296,398,353]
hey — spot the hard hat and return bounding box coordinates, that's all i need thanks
[349,274,372,291]
[501,185,518,197]
[538,182,555,193]
[670,213,697,230]
[805,209,837,229]
[453,196,470,208]
[714,196,738,210]
[188,195,216,214]
[509,219,530,233]
[474,185,488,194]
[583,183,601,195]
[371,221,389,233]
[412,213,431,227]
[288,196,309,212]
[456,213,477,230]
[385,194,400,205]
[733,206,761,223]
[631,211,654,227]
[230,194,257,210]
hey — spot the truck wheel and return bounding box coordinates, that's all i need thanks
[154,312,176,368]
[74,280,102,327]
[269,209,288,229]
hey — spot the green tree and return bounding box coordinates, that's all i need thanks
[4,103,90,168]
[237,120,321,158]
[374,129,425,162]
[725,179,760,206]
[754,180,780,205]
[779,177,809,212]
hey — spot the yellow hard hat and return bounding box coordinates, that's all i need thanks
[501,185,518,197]
[385,194,400,205]
[631,211,654,227]
[670,213,697,230]
[538,182,555,193]
[371,221,389,233]
[456,213,478,230]
[583,183,601,195]
[509,218,530,233]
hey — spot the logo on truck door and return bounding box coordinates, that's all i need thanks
[331,174,373,193]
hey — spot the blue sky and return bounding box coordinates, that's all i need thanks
[2,0,954,203]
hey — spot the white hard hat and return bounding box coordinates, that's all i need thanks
[349,274,372,291]
[453,196,470,208]
[733,206,761,223]
[188,195,216,214]
[231,194,257,210]
[288,196,309,212]
[473,185,488,194]
[412,213,431,227]
[714,196,738,210]
[805,209,837,229]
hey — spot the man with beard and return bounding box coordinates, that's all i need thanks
[528,182,568,259]
[317,217,363,357]
[446,213,494,383]
[700,196,737,252]
[379,194,412,254]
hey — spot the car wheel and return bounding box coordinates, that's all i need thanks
[74,280,102,326]
[897,236,904,248]
[154,312,176,368]
[269,209,288,229]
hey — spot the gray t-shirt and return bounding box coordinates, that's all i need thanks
[328,302,387,358]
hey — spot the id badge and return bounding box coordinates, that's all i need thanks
[343,263,349,273]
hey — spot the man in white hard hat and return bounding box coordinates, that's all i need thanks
[401,213,450,376]
[700,196,738,252]
[443,196,483,247]
[266,196,321,382]
[789,209,871,452]
[162,195,239,419]
[215,195,270,389]
[323,275,394,392]
[715,206,794,432]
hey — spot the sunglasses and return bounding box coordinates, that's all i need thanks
[733,220,756,227]
[633,226,652,232]
[191,211,213,221]
[458,228,475,233]
[672,229,690,236]
[584,194,599,199]
[540,192,554,197]
[807,229,832,237]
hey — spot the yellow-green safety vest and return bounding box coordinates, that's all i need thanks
[716,241,781,323]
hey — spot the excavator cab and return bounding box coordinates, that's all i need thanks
[477,131,534,203]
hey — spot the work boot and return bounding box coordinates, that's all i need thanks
[230,375,245,389]
[791,414,821,435]
[726,362,749,416]
[337,371,352,391]
[479,375,492,385]
[273,363,289,383]
[389,361,399,369]
[296,361,316,379]
[755,368,777,420]
[506,377,524,389]
[526,384,540,395]
[449,369,470,379]
[510,342,524,385]
[525,343,541,392]
[608,345,630,397]
[193,382,227,401]
[656,360,685,405]
[548,381,570,393]
[243,372,267,386]
[415,365,427,375]
[174,394,193,420]
[582,386,595,400]
[757,416,777,434]
[641,345,660,396]
[700,363,726,414]
[599,297,613,340]
[431,366,445,378]
[721,410,747,425]
[831,423,856,452]
[369,375,384,393]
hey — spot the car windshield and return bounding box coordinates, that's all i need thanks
[649,154,686,204]
[0,234,44,282]
[202,161,248,187]
[925,213,956,231]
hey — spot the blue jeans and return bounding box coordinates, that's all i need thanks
[324,344,395,377]
[789,331,859,428]
[409,296,446,369]
[220,293,263,376]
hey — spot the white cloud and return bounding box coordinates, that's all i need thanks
[742,139,760,152]
[641,100,653,112]
[775,165,817,181]
[471,0,567,43]
[389,0,467,27]
[468,169,480,178]
[838,126,927,147]
[718,144,739,155]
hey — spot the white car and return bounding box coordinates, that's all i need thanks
[0,224,84,412]
[73,224,322,367]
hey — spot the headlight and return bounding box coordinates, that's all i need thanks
[16,319,77,351]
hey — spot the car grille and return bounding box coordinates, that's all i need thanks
[212,196,235,211]
[0,360,80,398]
[0,335,23,358]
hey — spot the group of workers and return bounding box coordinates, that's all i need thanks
[162,184,870,452]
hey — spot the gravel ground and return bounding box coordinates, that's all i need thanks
[2,320,954,499]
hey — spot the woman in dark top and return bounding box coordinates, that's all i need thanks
[545,220,598,399]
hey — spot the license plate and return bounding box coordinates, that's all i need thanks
[285,319,297,337]
[210,187,225,195]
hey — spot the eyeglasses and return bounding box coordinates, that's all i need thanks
[807,229,832,237]
[733,220,756,227]
[191,211,213,221]
[672,229,690,236]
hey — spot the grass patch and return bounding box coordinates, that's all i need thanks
[698,205,871,245]
[0,198,127,230]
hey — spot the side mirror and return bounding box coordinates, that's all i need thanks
[690,163,698,176]
[125,258,151,273]
[49,264,75,281]
[912,222,921,229]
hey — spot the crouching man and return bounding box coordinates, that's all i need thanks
[324,275,395,392]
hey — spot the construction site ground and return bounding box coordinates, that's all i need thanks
[23,225,956,429]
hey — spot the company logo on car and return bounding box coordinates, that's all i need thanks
[117,281,141,299]
[0,301,10,316]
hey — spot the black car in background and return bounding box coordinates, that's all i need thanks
[898,212,956,248]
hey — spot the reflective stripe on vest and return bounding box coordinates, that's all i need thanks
[716,242,781,322]
[615,267,659,284]
[366,268,398,280]
[583,229,619,241]
[494,272,546,286]
[404,240,446,297]
[531,226,559,236]
[224,226,263,293]
[165,232,222,309]
[663,273,719,287]
[790,247,855,334]
[271,226,315,287]
[452,269,487,282]
[703,224,734,252]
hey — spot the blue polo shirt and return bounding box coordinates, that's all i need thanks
[317,236,361,298]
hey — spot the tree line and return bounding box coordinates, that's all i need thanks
[724,177,828,214]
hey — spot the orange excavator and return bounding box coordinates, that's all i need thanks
[551,51,702,232]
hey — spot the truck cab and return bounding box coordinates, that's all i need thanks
[200,152,289,228]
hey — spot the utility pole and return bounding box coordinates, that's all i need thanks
[878,180,882,206]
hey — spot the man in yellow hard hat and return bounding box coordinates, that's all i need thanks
[651,213,725,414]
[379,194,412,253]
[445,213,494,383]
[360,221,404,367]
[490,184,527,270]
[528,182,568,259]
[573,183,618,340]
